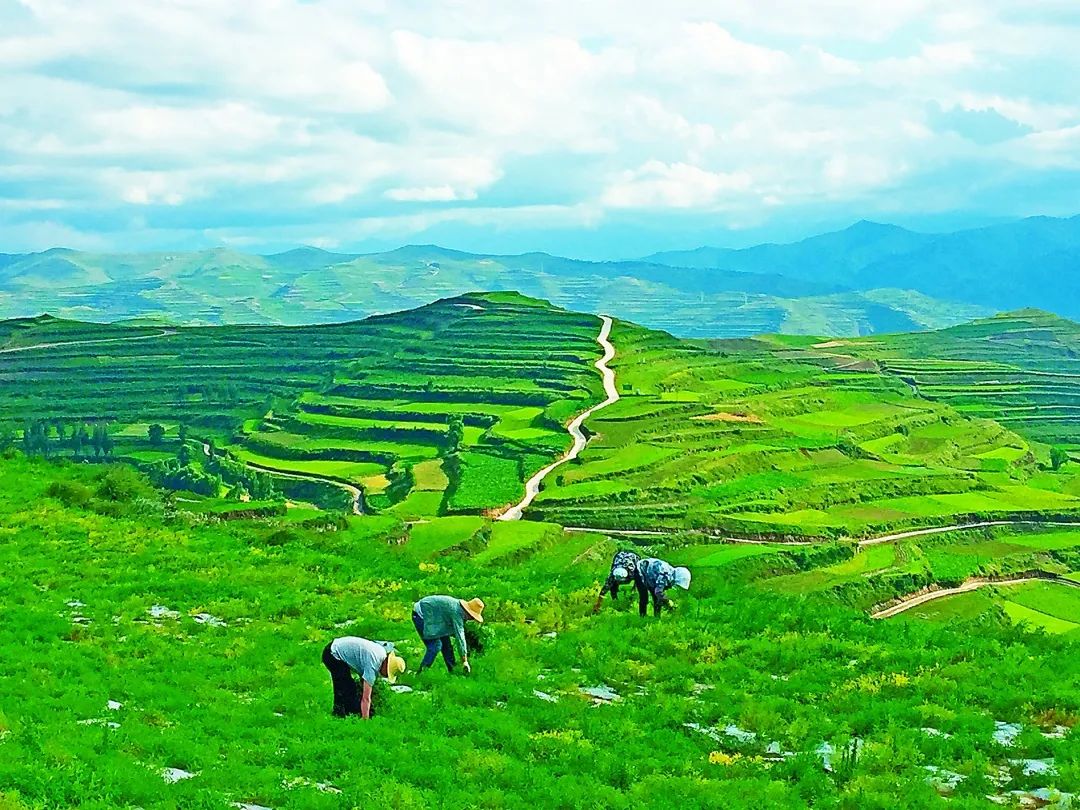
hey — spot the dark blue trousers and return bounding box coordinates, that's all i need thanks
[413,610,456,671]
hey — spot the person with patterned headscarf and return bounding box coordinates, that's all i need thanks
[594,549,641,612]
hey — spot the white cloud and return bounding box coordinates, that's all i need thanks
[650,22,790,76]
[385,186,477,202]
[823,154,905,192]
[115,172,185,206]
[0,0,1077,252]
[603,161,753,209]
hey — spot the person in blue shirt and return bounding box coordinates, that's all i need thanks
[412,595,485,675]
[322,636,405,718]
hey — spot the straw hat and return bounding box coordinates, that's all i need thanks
[460,597,485,623]
[385,651,406,683]
[612,566,630,581]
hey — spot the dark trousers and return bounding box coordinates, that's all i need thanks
[413,610,456,671]
[637,584,669,616]
[322,643,361,717]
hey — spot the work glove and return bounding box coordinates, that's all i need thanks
[463,660,471,675]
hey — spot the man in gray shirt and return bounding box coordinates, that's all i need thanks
[412,595,485,675]
[322,636,405,718]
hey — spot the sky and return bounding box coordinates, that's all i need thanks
[1,0,1079,259]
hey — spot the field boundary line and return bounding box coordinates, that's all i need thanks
[857,520,1080,547]
[870,571,1080,619]
[0,329,175,355]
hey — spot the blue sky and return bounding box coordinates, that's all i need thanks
[1,0,1079,258]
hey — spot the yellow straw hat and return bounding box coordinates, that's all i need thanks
[460,598,485,623]
[385,651,406,683]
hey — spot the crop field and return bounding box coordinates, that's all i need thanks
[737,521,1080,628]
[4,294,1080,807]
[904,581,1080,638]
[9,295,1080,548]
[2,455,1078,808]
[841,309,1080,451]
[0,293,603,516]
[14,299,1080,544]
[529,317,1080,538]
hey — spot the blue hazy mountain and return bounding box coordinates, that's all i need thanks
[8,216,1079,336]
[646,215,1080,316]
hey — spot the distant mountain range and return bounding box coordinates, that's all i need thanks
[647,215,1080,316]
[2,214,1078,337]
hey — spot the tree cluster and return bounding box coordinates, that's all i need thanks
[19,419,114,459]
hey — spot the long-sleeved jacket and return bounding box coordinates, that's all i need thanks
[635,558,677,616]
[414,595,468,657]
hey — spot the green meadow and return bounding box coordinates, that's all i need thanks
[3,295,1080,807]
[1,456,1079,808]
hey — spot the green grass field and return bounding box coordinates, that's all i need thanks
[5,295,1080,807]
[1,456,1079,808]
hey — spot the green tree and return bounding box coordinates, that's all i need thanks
[446,415,465,455]
[1051,446,1069,470]
[148,423,166,446]
[178,423,189,443]
[23,420,50,457]
[71,423,89,459]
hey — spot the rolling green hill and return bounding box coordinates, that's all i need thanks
[0,242,990,338]
[0,292,604,514]
[2,294,1080,807]
[842,308,1080,450]
[6,295,1080,534]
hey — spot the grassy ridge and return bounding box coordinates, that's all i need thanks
[0,292,604,517]
[532,318,1080,536]
[844,309,1080,450]
[1,455,1078,808]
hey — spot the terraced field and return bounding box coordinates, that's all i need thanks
[11,299,1080,544]
[530,319,1080,537]
[742,522,1080,613]
[840,309,1080,451]
[0,292,604,515]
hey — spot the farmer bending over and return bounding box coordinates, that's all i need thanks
[593,549,641,612]
[636,558,692,616]
[322,636,405,718]
[413,595,485,674]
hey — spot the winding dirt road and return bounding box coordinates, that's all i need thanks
[0,329,175,355]
[499,315,619,521]
[872,573,1080,619]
